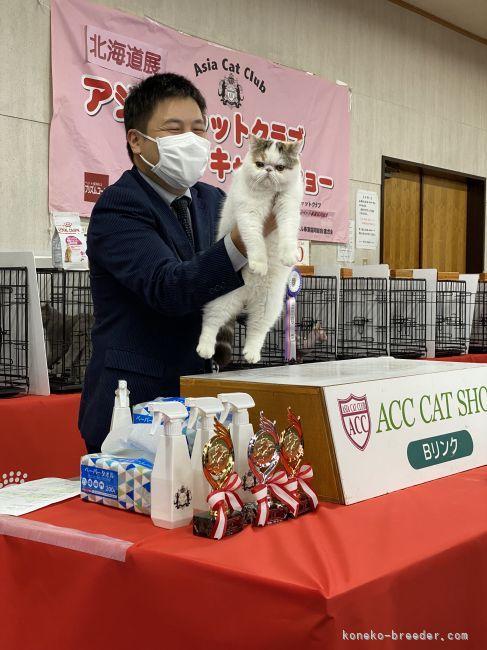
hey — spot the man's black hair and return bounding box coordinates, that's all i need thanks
[124,72,207,161]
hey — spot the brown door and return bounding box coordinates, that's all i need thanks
[382,170,421,269]
[421,175,467,272]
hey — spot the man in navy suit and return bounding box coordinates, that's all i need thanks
[79,73,273,452]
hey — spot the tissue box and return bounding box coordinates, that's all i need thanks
[80,454,153,515]
[132,396,187,424]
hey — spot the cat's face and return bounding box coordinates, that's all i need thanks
[312,320,327,342]
[243,137,301,190]
[41,303,51,327]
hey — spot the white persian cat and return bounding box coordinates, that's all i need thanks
[197,136,303,365]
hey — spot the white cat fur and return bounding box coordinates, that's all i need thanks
[197,138,303,364]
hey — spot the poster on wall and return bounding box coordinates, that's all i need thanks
[337,221,355,263]
[49,0,350,243]
[297,240,310,265]
[355,190,378,250]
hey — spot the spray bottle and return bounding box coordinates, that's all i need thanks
[109,380,132,431]
[101,380,135,456]
[150,401,193,529]
[219,392,256,503]
[185,397,224,513]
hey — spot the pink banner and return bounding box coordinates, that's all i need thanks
[50,0,350,242]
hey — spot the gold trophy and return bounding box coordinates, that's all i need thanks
[192,418,245,539]
[280,408,318,516]
[247,412,299,526]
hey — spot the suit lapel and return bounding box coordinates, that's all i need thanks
[131,168,194,261]
[158,199,194,261]
[190,186,212,252]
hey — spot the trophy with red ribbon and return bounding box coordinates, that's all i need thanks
[248,412,300,526]
[280,407,319,516]
[193,418,245,540]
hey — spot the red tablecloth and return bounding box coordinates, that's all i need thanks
[0,394,85,486]
[1,466,485,650]
[430,354,487,363]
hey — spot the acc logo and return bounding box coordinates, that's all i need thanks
[218,73,244,108]
[337,394,371,450]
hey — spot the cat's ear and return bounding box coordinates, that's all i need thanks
[285,139,303,156]
[249,134,267,148]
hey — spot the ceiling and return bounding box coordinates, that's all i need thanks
[393,0,487,42]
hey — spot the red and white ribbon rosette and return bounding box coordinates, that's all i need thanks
[251,470,300,526]
[207,472,244,540]
[295,464,319,510]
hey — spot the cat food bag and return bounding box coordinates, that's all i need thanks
[52,212,88,270]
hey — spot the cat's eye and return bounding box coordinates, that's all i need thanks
[275,165,285,172]
[255,161,264,168]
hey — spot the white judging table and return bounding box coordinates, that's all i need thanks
[182,357,487,504]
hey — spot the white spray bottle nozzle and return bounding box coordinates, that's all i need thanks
[185,397,224,430]
[148,401,187,436]
[115,380,130,408]
[218,393,255,424]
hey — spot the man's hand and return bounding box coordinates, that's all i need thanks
[230,213,277,256]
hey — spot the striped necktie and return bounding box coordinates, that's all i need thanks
[171,196,194,251]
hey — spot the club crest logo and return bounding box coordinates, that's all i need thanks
[218,73,244,108]
[242,469,257,491]
[337,394,371,450]
[173,485,192,509]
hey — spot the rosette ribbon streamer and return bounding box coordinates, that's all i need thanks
[295,464,319,509]
[251,470,299,526]
[284,268,302,362]
[206,472,243,540]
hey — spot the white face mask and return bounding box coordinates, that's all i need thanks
[137,131,211,189]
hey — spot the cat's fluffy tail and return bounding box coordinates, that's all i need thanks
[213,322,234,369]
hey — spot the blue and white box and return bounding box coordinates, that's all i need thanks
[81,454,153,515]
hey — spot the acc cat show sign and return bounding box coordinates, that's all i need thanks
[49,0,350,243]
[324,364,487,504]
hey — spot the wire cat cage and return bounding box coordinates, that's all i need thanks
[37,269,93,391]
[0,267,29,397]
[229,275,338,369]
[337,273,388,359]
[295,275,337,362]
[469,275,487,353]
[389,273,427,359]
[434,278,467,357]
[228,312,284,370]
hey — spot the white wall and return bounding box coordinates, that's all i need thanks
[1,0,486,266]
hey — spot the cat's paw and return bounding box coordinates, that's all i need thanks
[248,258,268,276]
[196,340,216,359]
[279,246,299,267]
[243,346,262,364]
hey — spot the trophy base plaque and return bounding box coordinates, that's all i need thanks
[242,502,257,525]
[289,492,314,517]
[193,510,245,539]
[245,501,289,526]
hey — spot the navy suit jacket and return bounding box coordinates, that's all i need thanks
[79,167,243,449]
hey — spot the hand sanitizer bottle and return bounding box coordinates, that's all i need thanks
[219,392,255,503]
[185,397,224,513]
[109,380,132,432]
[150,401,193,529]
